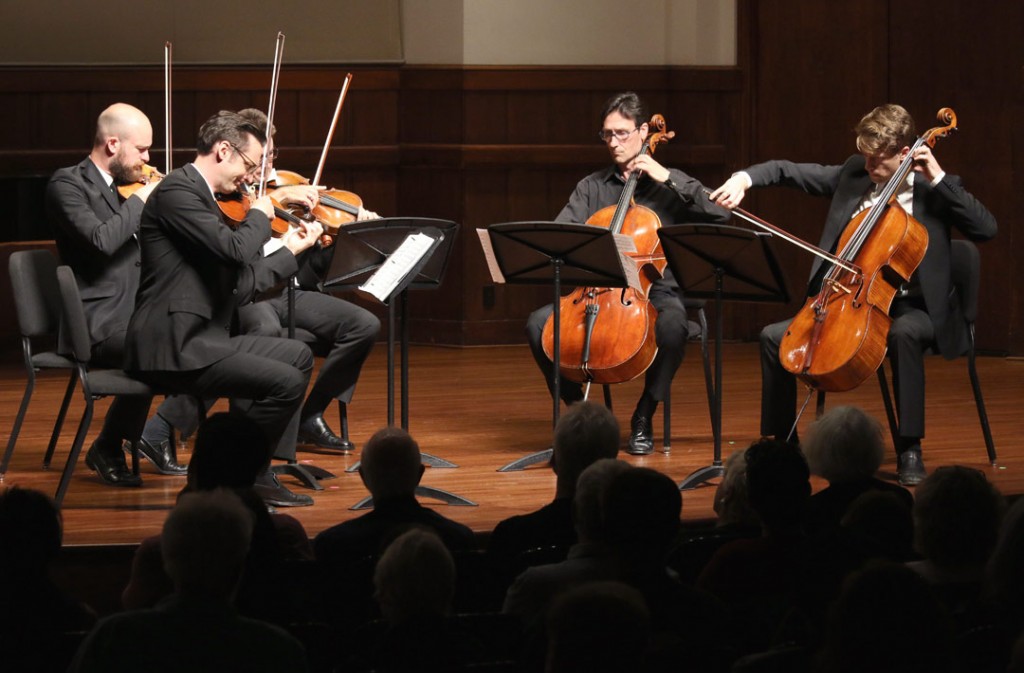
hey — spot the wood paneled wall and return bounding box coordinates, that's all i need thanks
[0,64,745,350]
[2,0,1020,355]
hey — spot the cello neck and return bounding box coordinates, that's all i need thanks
[608,143,651,234]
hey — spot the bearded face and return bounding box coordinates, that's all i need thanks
[109,142,146,185]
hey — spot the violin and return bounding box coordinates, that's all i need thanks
[117,164,164,199]
[777,108,958,392]
[273,170,362,235]
[215,188,292,238]
[540,114,675,386]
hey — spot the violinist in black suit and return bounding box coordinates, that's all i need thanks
[711,103,997,485]
[46,103,185,486]
[137,108,382,460]
[124,110,321,506]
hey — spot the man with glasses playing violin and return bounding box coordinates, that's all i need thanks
[525,92,730,455]
[46,103,185,487]
[710,103,997,485]
[124,110,323,507]
[138,107,382,461]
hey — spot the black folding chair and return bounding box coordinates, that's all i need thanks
[53,265,164,505]
[2,250,78,481]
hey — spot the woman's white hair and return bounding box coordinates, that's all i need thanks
[803,406,885,483]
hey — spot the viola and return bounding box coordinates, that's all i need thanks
[777,108,958,392]
[540,114,675,386]
[117,164,164,199]
[272,170,362,235]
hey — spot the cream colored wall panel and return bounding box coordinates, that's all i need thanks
[0,0,402,64]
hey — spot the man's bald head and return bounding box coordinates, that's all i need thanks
[91,103,153,184]
[94,103,151,149]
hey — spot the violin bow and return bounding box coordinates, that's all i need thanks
[257,32,286,199]
[312,72,353,188]
[164,41,173,175]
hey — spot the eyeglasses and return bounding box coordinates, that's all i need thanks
[597,127,639,143]
[229,143,261,173]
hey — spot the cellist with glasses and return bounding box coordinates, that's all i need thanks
[525,92,730,455]
[710,103,997,485]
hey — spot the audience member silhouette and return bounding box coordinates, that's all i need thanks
[121,412,312,622]
[489,400,619,568]
[0,486,97,672]
[815,561,954,673]
[70,489,308,673]
[803,406,913,533]
[314,426,476,568]
[838,490,915,564]
[544,581,650,673]
[698,439,851,652]
[670,449,760,585]
[985,496,1024,633]
[603,466,734,672]
[907,465,1005,626]
[503,458,631,625]
[345,528,492,672]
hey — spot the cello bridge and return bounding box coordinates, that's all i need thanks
[824,277,854,295]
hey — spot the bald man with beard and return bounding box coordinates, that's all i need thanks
[46,103,186,487]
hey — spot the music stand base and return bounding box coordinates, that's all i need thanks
[678,462,725,491]
[272,462,337,491]
[498,448,553,472]
[350,486,477,510]
[344,451,457,474]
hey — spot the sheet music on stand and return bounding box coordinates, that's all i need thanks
[357,231,442,304]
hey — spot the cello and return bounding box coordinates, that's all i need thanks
[540,114,675,388]
[777,108,959,393]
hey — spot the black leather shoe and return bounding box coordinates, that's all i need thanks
[297,414,354,453]
[627,413,654,456]
[254,471,314,507]
[85,442,143,487]
[898,446,927,486]
[131,438,188,475]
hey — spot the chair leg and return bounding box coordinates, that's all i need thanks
[602,384,613,411]
[966,333,997,465]
[662,389,671,453]
[1,348,36,478]
[43,373,77,469]
[337,399,349,440]
[55,373,93,507]
[815,390,826,419]
[876,365,901,453]
[697,307,716,444]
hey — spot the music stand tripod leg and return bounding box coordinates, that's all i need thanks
[272,462,337,491]
[349,486,478,510]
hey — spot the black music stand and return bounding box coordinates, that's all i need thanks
[483,222,631,472]
[323,218,475,509]
[657,223,788,490]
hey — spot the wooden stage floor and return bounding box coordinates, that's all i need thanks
[1,342,1022,547]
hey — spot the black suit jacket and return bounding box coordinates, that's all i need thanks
[125,164,298,373]
[46,157,146,346]
[745,155,997,357]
